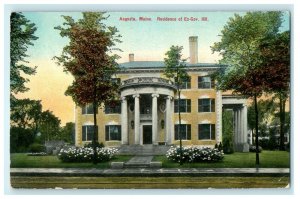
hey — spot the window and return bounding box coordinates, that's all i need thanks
[198,99,215,112]
[198,76,215,89]
[174,99,191,113]
[105,101,121,114]
[82,104,97,114]
[105,125,121,141]
[198,124,215,140]
[82,125,98,141]
[175,76,191,89]
[174,124,191,140]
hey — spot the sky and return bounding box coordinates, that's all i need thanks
[16,11,290,125]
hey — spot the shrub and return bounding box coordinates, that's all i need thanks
[249,145,262,153]
[57,147,118,163]
[84,142,104,148]
[223,138,234,154]
[28,143,45,153]
[166,146,224,163]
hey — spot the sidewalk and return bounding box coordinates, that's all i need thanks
[10,167,290,177]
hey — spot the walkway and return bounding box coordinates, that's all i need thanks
[124,155,153,168]
[10,168,289,177]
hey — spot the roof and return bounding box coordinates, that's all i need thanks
[119,61,220,69]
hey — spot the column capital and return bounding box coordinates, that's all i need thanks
[165,96,173,101]
[121,96,127,101]
[151,94,159,98]
[133,94,140,98]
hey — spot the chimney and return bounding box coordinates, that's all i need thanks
[129,53,134,62]
[189,36,198,64]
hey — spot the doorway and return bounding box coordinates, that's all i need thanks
[143,125,152,144]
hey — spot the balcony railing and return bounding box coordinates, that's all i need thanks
[120,77,176,90]
[140,114,152,121]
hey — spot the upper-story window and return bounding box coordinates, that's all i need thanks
[198,76,215,89]
[82,104,98,114]
[105,101,121,114]
[175,76,191,89]
[198,99,215,112]
[174,99,191,113]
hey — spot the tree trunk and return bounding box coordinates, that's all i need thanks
[254,93,260,166]
[92,100,98,164]
[279,93,286,151]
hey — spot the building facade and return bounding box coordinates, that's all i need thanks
[75,36,249,152]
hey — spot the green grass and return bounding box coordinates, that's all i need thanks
[10,153,133,168]
[11,151,290,169]
[153,150,290,168]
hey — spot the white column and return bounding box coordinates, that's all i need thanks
[121,97,128,145]
[133,94,140,145]
[234,109,238,145]
[243,104,248,144]
[165,96,172,144]
[152,94,159,145]
[170,99,174,143]
[237,109,241,143]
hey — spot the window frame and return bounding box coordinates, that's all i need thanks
[82,104,97,115]
[82,125,98,141]
[175,76,191,89]
[105,125,122,141]
[174,124,191,140]
[198,124,216,140]
[174,99,191,113]
[198,76,214,89]
[198,98,215,112]
[105,101,121,114]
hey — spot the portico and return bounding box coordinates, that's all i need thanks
[222,95,249,152]
[120,77,176,146]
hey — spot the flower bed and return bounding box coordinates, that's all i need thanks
[58,147,118,163]
[166,146,224,163]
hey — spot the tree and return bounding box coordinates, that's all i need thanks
[164,45,189,165]
[10,98,42,130]
[54,12,121,164]
[60,122,75,144]
[10,12,38,98]
[39,110,61,142]
[260,31,290,150]
[222,109,234,154]
[211,11,282,166]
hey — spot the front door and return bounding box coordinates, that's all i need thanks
[143,125,152,144]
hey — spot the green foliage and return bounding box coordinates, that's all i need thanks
[163,45,189,85]
[222,110,234,154]
[166,146,224,163]
[57,147,118,163]
[10,12,38,97]
[84,141,104,148]
[60,122,75,144]
[28,143,45,153]
[38,110,61,142]
[10,127,34,153]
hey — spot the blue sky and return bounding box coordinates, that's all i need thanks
[19,11,290,124]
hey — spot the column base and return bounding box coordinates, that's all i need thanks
[234,143,249,152]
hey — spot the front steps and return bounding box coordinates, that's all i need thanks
[117,144,171,155]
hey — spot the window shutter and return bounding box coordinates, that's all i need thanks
[105,126,109,141]
[82,126,86,141]
[118,125,121,141]
[81,106,85,114]
[211,99,215,112]
[174,125,178,140]
[187,125,191,140]
[174,100,178,113]
[187,99,191,112]
[211,77,215,88]
[211,124,216,140]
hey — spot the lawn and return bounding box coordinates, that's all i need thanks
[10,153,133,168]
[153,150,290,168]
[10,151,290,168]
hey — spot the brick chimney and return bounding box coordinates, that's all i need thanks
[189,36,198,64]
[129,53,134,62]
